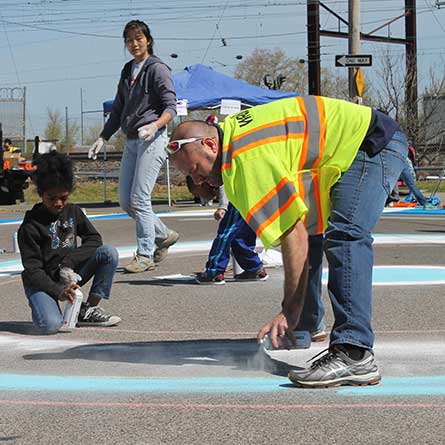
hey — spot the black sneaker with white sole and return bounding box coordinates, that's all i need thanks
[77,303,121,327]
[288,345,381,388]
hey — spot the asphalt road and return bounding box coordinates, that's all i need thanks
[0,202,444,444]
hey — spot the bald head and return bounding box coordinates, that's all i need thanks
[172,120,218,142]
[169,120,223,189]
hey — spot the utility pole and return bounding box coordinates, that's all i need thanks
[307,0,321,95]
[405,0,418,144]
[348,0,361,103]
[65,106,69,152]
[80,88,84,145]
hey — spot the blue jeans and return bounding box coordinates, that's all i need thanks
[399,158,426,205]
[24,245,118,335]
[119,129,170,257]
[206,204,263,275]
[298,130,408,350]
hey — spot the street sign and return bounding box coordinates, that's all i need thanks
[335,54,372,67]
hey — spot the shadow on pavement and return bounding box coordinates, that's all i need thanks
[0,321,40,335]
[22,338,300,376]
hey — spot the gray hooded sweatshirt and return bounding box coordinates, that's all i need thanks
[101,55,177,140]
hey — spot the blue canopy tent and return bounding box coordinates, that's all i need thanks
[102,63,298,113]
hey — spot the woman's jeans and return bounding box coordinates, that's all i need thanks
[206,204,263,276]
[24,245,118,335]
[119,129,170,257]
[296,131,408,350]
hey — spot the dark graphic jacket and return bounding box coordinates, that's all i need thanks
[18,203,102,299]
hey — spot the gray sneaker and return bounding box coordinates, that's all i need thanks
[288,345,381,388]
[124,254,155,273]
[154,230,179,263]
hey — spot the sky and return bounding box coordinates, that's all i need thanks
[0,0,444,140]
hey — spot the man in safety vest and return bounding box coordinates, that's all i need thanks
[168,96,407,388]
[3,138,21,153]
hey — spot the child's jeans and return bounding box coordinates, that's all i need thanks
[24,245,118,335]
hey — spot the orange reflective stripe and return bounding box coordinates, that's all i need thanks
[246,177,288,224]
[313,96,326,168]
[245,178,298,237]
[221,116,305,172]
[256,191,298,238]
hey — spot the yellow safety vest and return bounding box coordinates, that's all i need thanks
[221,96,372,248]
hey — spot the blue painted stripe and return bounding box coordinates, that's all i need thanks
[0,374,287,393]
[339,376,445,396]
[385,208,445,215]
[1,374,444,395]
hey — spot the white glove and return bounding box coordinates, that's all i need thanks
[138,122,158,141]
[88,137,105,160]
[59,267,82,286]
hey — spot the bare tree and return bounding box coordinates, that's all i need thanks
[44,108,79,152]
[234,48,307,92]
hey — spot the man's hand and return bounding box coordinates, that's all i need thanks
[214,208,226,221]
[58,284,79,304]
[257,311,298,350]
[138,122,158,141]
[88,137,105,160]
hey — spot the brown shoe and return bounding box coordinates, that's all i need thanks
[154,230,179,263]
[124,254,155,273]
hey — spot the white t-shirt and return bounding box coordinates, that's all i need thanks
[130,58,147,87]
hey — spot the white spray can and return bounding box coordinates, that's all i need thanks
[62,288,83,329]
[231,252,244,276]
[261,330,311,350]
[12,232,19,253]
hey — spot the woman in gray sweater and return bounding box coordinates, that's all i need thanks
[89,20,179,273]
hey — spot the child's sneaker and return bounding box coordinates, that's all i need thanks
[154,230,180,263]
[77,303,121,327]
[195,271,225,285]
[234,268,268,281]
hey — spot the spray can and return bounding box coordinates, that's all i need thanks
[62,289,83,329]
[261,330,311,350]
[12,232,19,253]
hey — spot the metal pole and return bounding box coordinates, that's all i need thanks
[405,0,418,145]
[166,157,172,207]
[307,0,321,95]
[22,87,26,153]
[348,0,361,102]
[80,88,84,145]
[65,106,69,153]
[103,113,108,202]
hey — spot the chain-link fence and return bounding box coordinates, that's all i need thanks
[0,87,25,149]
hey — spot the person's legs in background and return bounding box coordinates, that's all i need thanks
[294,234,326,341]
[231,209,267,281]
[120,130,177,273]
[196,205,238,284]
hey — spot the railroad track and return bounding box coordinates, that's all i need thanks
[68,151,123,161]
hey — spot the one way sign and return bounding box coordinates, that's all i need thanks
[335,54,372,67]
